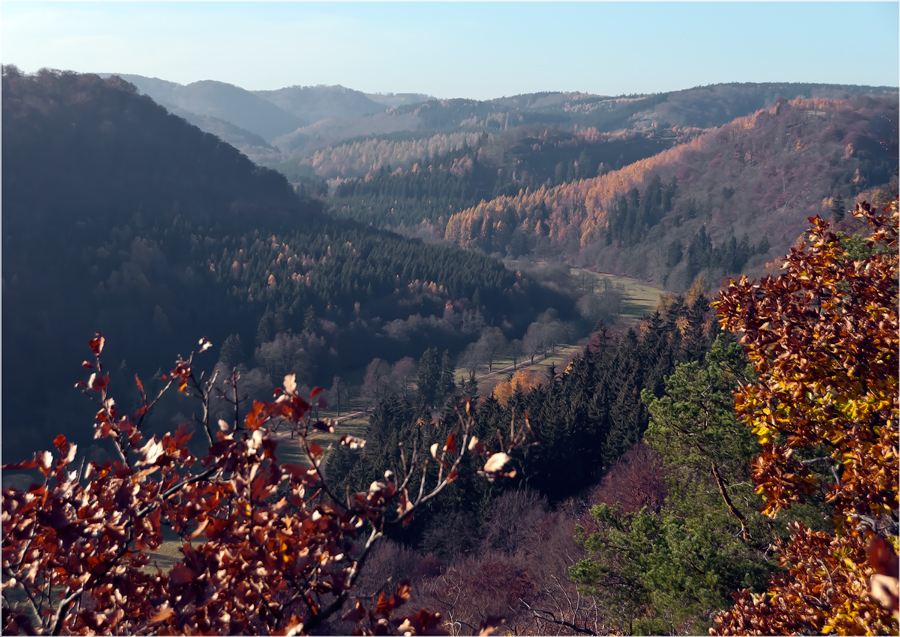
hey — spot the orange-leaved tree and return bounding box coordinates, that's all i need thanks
[1,335,527,635]
[711,200,899,635]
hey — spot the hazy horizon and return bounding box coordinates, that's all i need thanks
[3,2,898,101]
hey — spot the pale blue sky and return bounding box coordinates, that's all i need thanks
[3,2,898,100]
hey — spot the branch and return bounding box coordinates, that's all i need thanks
[135,379,174,430]
[188,367,218,446]
[292,527,383,635]
[801,456,841,485]
[520,600,596,635]
[2,568,43,631]
[710,461,749,542]
[47,587,76,636]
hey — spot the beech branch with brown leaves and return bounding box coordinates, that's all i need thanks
[2,334,525,635]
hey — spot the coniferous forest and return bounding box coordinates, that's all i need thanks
[2,64,897,636]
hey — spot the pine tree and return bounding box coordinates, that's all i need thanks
[256,311,277,345]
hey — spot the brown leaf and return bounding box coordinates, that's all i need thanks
[89,332,105,356]
[341,599,366,623]
[150,606,174,624]
[483,453,511,473]
[88,373,109,393]
[477,616,506,636]
[870,574,899,619]
[283,373,297,396]
[443,433,457,455]
[169,563,194,585]
[392,581,412,606]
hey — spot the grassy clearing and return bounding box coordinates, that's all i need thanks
[454,344,582,399]
[458,271,665,399]
[144,537,185,575]
[572,268,666,324]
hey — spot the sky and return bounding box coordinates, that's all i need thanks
[3,2,898,100]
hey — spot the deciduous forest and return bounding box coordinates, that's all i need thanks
[2,66,897,635]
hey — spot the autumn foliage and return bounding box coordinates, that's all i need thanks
[712,200,899,635]
[443,97,897,274]
[491,369,544,407]
[1,336,526,635]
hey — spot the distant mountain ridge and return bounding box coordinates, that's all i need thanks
[97,73,896,190]
[363,91,435,108]
[100,73,304,141]
[252,85,439,122]
[100,73,438,143]
[271,82,897,181]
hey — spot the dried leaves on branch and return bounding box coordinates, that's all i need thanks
[712,200,899,635]
[2,335,528,635]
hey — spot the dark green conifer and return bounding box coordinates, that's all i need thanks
[218,333,245,369]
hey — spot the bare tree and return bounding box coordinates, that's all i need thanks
[476,327,507,373]
[507,339,525,370]
[523,322,545,364]
[391,356,418,400]
[362,358,393,402]
[461,342,483,378]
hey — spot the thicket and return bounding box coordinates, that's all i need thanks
[711,200,898,635]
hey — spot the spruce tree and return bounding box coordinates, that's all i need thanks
[830,193,846,222]
[417,347,440,407]
[439,350,456,403]
[218,333,245,369]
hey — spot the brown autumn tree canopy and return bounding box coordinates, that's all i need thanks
[711,200,899,635]
[1,336,526,635]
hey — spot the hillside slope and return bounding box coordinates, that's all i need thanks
[2,67,572,462]
[104,73,304,141]
[444,96,898,286]
[327,127,685,230]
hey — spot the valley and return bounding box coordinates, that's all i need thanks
[2,63,897,636]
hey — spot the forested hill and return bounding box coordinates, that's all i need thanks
[277,83,896,180]
[1,67,572,462]
[444,95,899,288]
[328,127,684,231]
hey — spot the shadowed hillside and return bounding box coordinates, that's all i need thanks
[2,67,573,462]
